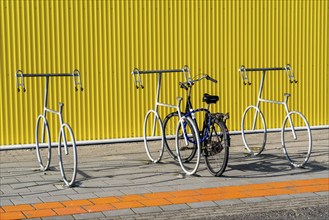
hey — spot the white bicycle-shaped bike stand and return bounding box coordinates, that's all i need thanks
[16,70,83,186]
[239,65,312,168]
[131,65,201,175]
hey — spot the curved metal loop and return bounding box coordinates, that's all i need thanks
[132,68,144,89]
[284,64,298,84]
[182,65,192,82]
[239,65,251,86]
[72,69,83,91]
[16,69,26,92]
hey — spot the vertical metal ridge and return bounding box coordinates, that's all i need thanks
[0,0,328,145]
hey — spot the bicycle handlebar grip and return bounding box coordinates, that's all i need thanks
[206,75,217,83]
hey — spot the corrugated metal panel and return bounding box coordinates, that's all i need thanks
[0,0,328,146]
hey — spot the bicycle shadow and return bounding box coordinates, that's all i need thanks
[223,151,329,179]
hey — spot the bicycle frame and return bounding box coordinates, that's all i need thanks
[179,86,211,143]
[239,65,298,138]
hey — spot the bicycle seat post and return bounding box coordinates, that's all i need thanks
[58,103,64,114]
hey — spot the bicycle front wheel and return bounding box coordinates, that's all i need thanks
[241,105,267,156]
[204,119,229,177]
[58,123,78,187]
[281,111,312,168]
[144,110,164,163]
[175,117,201,175]
[35,115,51,171]
[163,112,196,162]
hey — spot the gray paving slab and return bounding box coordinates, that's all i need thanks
[102,208,135,217]
[160,204,190,211]
[10,197,43,205]
[67,193,97,200]
[214,199,245,206]
[42,215,75,220]
[132,206,163,214]
[265,194,295,201]
[187,201,218,208]
[93,190,125,197]
[0,199,14,206]
[39,195,71,203]
[240,196,270,203]
[315,191,329,196]
[73,212,106,219]
[291,192,319,198]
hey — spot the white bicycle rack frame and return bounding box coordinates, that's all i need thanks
[16,69,83,186]
[239,64,312,167]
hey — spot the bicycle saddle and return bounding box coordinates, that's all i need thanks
[203,93,219,104]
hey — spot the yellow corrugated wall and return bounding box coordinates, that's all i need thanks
[0,0,328,146]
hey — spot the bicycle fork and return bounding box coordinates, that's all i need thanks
[177,98,189,146]
[58,103,69,155]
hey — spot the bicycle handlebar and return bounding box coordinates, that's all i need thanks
[179,74,218,90]
[238,64,298,86]
[16,69,84,92]
[131,65,191,89]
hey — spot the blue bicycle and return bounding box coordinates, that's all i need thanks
[163,74,230,176]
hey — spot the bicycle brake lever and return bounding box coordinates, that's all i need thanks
[179,83,188,90]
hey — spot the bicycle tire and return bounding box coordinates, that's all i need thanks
[241,105,267,156]
[175,116,201,175]
[163,111,196,162]
[281,111,312,168]
[204,119,229,176]
[144,110,164,163]
[58,123,78,187]
[35,115,51,171]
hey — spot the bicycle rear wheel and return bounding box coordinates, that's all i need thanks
[144,110,164,163]
[175,117,201,175]
[58,123,77,187]
[204,119,229,176]
[35,115,51,171]
[241,105,267,156]
[281,111,312,167]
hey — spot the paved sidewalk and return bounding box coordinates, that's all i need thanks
[0,129,328,219]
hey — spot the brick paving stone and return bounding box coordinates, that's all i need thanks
[23,209,57,218]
